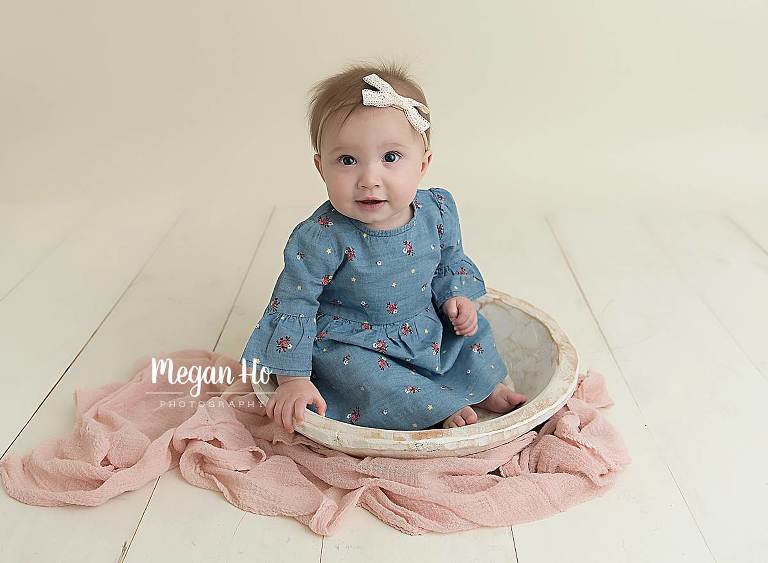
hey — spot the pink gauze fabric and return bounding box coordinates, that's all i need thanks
[0,349,631,536]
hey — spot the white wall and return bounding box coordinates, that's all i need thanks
[1,0,765,210]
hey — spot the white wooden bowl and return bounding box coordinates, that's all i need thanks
[252,287,580,459]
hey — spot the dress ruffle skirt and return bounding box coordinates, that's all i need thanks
[308,306,508,430]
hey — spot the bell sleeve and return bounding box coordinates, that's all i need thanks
[240,219,341,377]
[430,187,487,310]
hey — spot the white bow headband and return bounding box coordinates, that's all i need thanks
[361,73,431,151]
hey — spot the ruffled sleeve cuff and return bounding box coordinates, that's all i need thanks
[431,256,487,310]
[240,311,317,377]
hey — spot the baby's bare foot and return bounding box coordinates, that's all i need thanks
[473,383,527,414]
[441,405,478,428]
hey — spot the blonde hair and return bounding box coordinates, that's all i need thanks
[306,59,431,156]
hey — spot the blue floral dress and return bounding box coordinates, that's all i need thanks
[240,186,508,430]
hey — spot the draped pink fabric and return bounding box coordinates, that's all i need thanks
[0,349,630,536]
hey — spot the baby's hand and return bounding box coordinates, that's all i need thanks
[266,376,327,433]
[442,296,478,336]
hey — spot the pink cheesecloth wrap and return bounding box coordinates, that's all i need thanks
[0,349,631,536]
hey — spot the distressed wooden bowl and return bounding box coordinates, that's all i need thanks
[252,287,580,459]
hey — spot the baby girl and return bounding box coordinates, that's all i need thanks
[241,62,527,433]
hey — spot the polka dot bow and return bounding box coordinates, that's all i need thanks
[361,73,431,151]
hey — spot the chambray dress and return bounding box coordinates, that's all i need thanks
[240,186,508,431]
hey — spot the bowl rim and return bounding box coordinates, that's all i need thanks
[251,287,580,453]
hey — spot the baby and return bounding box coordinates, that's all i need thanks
[241,62,527,433]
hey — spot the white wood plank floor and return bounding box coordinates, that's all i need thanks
[1,191,765,563]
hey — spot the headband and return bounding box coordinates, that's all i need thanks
[361,73,431,152]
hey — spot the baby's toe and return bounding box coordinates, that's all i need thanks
[442,406,478,429]
[506,391,528,408]
[442,413,461,428]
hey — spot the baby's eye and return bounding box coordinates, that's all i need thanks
[337,152,402,166]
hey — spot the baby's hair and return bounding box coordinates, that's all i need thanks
[306,58,431,156]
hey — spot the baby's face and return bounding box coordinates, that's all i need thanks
[314,106,432,231]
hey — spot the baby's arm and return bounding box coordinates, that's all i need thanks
[430,187,487,310]
[240,216,341,427]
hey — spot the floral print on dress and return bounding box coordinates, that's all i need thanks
[240,187,508,431]
[275,336,292,352]
[346,407,360,423]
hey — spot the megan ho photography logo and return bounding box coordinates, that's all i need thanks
[149,357,272,398]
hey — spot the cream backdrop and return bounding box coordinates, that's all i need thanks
[1,0,765,211]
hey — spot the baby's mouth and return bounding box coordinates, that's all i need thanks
[356,199,386,208]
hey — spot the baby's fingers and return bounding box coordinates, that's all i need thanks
[454,302,472,324]
[272,395,287,427]
[277,396,293,430]
[293,398,309,426]
[265,394,277,420]
[454,310,476,331]
[282,400,296,432]
[453,317,472,332]
[312,393,327,417]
